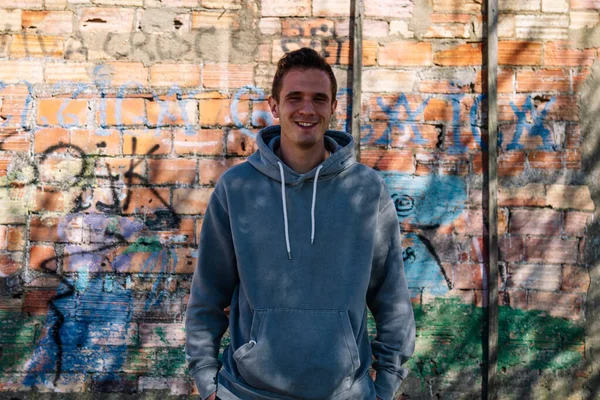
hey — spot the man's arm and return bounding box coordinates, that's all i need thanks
[367,196,416,400]
[185,186,238,399]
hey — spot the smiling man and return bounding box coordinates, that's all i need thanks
[185,48,416,400]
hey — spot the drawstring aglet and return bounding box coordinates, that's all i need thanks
[287,251,292,260]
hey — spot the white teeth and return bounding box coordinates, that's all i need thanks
[297,122,315,127]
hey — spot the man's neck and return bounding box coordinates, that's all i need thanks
[276,139,330,174]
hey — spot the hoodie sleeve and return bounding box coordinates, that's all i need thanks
[367,194,416,400]
[185,185,238,399]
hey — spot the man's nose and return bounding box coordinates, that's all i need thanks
[298,100,315,114]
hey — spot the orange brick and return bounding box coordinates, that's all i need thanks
[361,122,439,149]
[0,226,6,250]
[173,129,224,155]
[544,42,597,66]
[149,64,201,87]
[105,62,148,87]
[7,226,24,251]
[498,151,525,176]
[10,35,64,58]
[433,0,482,12]
[191,11,239,30]
[425,14,472,38]
[379,42,432,66]
[148,158,197,184]
[123,129,172,155]
[498,41,543,65]
[45,62,94,84]
[0,253,23,276]
[369,94,427,121]
[71,129,120,155]
[35,188,65,212]
[572,69,591,93]
[30,216,61,242]
[150,217,196,245]
[122,187,171,214]
[562,265,590,293]
[364,0,415,17]
[360,149,415,172]
[30,244,57,272]
[323,40,377,66]
[528,151,563,170]
[95,156,146,184]
[414,153,469,175]
[98,99,146,126]
[281,18,334,36]
[0,84,34,128]
[200,99,248,127]
[202,0,242,9]
[0,132,29,152]
[172,188,212,214]
[22,11,73,34]
[565,150,581,170]
[434,43,483,66]
[571,0,600,10]
[271,39,323,62]
[261,0,311,16]
[198,158,244,185]
[476,69,515,94]
[202,64,253,89]
[444,126,484,152]
[424,97,471,122]
[23,289,57,315]
[37,99,88,126]
[227,130,258,156]
[527,291,583,320]
[173,247,197,273]
[147,100,198,127]
[498,184,546,207]
[34,127,69,153]
[0,61,43,84]
[516,69,569,92]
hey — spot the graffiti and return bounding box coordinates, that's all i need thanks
[383,173,468,294]
[362,94,430,146]
[231,85,273,139]
[11,134,183,385]
[503,96,558,151]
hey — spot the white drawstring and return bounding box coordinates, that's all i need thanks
[277,162,324,259]
[277,162,292,260]
[311,165,323,244]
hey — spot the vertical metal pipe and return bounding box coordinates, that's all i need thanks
[487,0,499,398]
[350,0,363,160]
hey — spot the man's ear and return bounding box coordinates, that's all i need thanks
[268,96,279,119]
[331,99,338,114]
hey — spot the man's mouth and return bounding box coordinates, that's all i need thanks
[296,122,317,127]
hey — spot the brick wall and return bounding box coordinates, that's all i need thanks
[0,0,598,397]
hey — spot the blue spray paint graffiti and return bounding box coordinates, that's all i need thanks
[381,173,468,295]
[502,96,558,151]
[362,94,430,146]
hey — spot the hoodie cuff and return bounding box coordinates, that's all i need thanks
[191,364,220,399]
[374,369,404,400]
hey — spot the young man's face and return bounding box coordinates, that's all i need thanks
[268,68,337,152]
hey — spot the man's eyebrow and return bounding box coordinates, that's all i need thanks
[284,91,330,100]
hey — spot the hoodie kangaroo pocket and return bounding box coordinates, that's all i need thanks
[233,308,360,399]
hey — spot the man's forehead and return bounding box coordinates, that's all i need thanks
[280,69,332,95]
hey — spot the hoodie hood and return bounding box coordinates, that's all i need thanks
[247,125,356,184]
[247,125,356,259]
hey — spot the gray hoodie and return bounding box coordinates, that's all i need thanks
[185,126,415,400]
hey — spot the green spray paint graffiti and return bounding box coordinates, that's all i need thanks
[367,298,583,386]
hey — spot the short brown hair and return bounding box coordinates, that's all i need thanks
[271,47,337,103]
